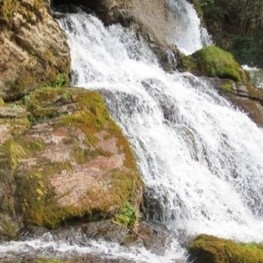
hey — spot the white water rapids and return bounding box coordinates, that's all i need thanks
[166,0,212,54]
[0,5,262,263]
[62,9,263,251]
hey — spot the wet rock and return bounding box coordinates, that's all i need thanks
[210,78,263,127]
[82,220,173,254]
[0,0,70,101]
[0,87,143,239]
[18,219,174,257]
[5,256,132,263]
[189,234,263,263]
[0,106,27,118]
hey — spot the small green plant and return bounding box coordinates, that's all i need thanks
[113,202,139,229]
[52,73,69,88]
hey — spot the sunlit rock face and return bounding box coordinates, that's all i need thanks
[0,0,70,101]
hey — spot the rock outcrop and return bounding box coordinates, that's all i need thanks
[0,87,143,238]
[179,46,246,81]
[211,78,263,127]
[53,0,180,72]
[0,0,70,101]
[189,234,263,263]
[178,45,263,127]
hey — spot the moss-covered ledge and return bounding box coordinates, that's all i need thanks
[0,87,143,235]
[189,234,263,263]
[178,46,246,82]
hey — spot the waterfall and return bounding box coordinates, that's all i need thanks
[59,10,263,243]
[0,6,262,263]
[166,0,212,54]
[242,65,263,89]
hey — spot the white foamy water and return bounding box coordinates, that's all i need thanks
[242,65,263,89]
[167,0,212,54]
[0,233,184,262]
[59,10,263,248]
[0,10,262,263]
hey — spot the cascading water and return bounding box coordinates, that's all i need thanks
[60,9,263,242]
[166,0,212,54]
[58,9,263,251]
[0,6,262,263]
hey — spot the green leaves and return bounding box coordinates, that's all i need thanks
[113,202,139,229]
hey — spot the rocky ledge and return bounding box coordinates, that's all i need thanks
[0,87,143,239]
[0,0,70,101]
[189,234,263,263]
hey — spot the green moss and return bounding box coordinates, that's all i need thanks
[23,87,71,121]
[52,73,69,88]
[15,160,82,229]
[108,169,142,206]
[70,146,99,165]
[179,56,198,72]
[113,202,139,229]
[3,137,45,169]
[0,0,45,24]
[0,97,4,107]
[180,46,244,81]
[0,215,18,239]
[14,88,142,228]
[220,82,233,93]
[189,234,263,263]
[0,0,18,22]
[59,90,113,146]
[195,46,243,81]
[107,120,138,170]
[82,169,142,218]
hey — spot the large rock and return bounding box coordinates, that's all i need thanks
[0,101,29,240]
[179,46,246,81]
[0,0,70,101]
[191,0,263,67]
[211,78,263,127]
[53,0,179,56]
[0,87,143,238]
[189,234,263,263]
[53,0,170,42]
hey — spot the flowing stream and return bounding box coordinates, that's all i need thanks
[0,4,263,263]
[166,0,212,54]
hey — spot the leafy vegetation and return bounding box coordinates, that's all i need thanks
[113,202,139,229]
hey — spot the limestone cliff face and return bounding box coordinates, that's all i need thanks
[0,0,70,101]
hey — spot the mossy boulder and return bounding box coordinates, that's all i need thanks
[0,86,142,237]
[0,87,143,237]
[0,0,70,100]
[189,234,263,263]
[194,0,263,68]
[179,46,245,81]
[0,102,30,240]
